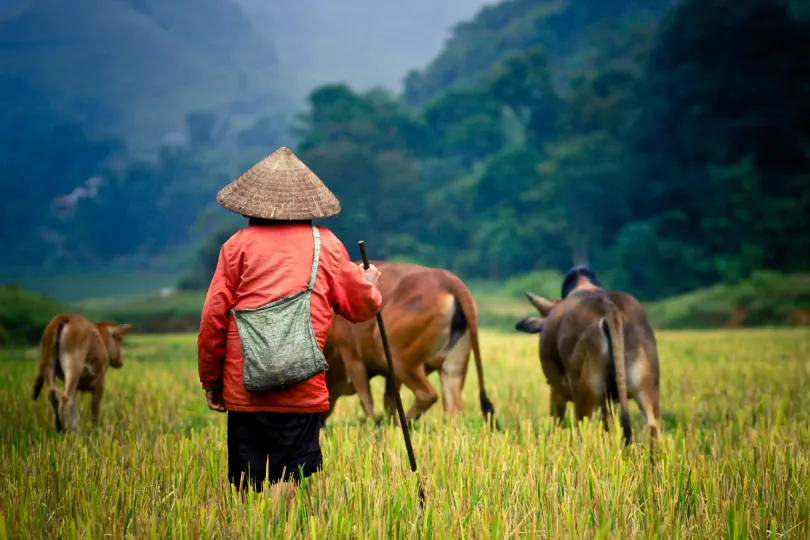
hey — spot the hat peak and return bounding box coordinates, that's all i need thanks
[215,146,341,220]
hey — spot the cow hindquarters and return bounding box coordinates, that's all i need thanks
[564,326,613,437]
[37,320,64,431]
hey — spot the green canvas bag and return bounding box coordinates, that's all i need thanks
[232,224,329,392]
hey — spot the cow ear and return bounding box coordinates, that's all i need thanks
[112,324,135,337]
[515,317,545,334]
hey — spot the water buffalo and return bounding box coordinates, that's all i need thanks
[322,261,495,427]
[515,266,661,454]
[33,313,134,432]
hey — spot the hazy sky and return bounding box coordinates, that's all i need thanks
[238,0,494,96]
[0,0,494,99]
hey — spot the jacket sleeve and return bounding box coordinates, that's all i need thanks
[327,240,383,323]
[197,243,237,390]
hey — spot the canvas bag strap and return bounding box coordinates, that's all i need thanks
[307,224,321,292]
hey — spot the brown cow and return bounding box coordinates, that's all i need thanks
[514,266,661,454]
[322,261,496,427]
[32,313,134,432]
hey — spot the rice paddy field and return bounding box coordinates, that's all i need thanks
[1,328,809,539]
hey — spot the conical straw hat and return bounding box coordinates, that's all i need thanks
[216,147,341,220]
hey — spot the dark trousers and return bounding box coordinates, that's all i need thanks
[227,411,323,493]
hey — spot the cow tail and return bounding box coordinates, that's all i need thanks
[601,299,632,446]
[447,274,497,425]
[33,318,64,400]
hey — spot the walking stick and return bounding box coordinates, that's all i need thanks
[358,241,426,509]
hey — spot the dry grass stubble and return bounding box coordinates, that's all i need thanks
[0,329,808,538]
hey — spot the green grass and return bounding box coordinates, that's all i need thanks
[1,328,808,537]
[0,262,184,303]
[476,270,810,332]
[91,292,207,333]
[0,285,68,346]
[645,271,810,330]
[4,268,810,338]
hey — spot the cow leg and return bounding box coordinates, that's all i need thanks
[549,387,568,426]
[48,383,63,432]
[600,397,614,433]
[634,380,661,456]
[627,352,661,458]
[45,367,63,432]
[60,375,81,433]
[438,331,470,415]
[572,376,599,433]
[439,371,464,414]
[399,365,439,423]
[90,379,105,428]
[59,352,82,433]
[573,391,598,424]
[381,377,401,425]
[343,356,376,422]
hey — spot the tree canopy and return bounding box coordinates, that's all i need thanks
[3,0,808,304]
[254,0,810,300]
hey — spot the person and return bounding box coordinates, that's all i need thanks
[197,146,383,507]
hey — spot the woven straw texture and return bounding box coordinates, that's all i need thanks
[216,147,341,220]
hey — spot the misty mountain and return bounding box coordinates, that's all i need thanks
[237,0,493,98]
[0,0,289,151]
[402,0,673,106]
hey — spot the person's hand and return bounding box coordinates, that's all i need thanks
[206,389,226,413]
[360,263,382,289]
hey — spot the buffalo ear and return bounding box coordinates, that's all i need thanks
[525,291,557,316]
[112,323,136,337]
[515,316,545,334]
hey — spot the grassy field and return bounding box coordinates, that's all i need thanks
[4,264,809,335]
[1,328,809,538]
[70,271,810,333]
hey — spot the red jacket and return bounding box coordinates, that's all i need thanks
[197,222,382,413]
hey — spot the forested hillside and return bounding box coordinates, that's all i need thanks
[0,0,288,151]
[184,0,810,302]
[2,0,808,309]
[0,0,295,274]
[2,0,507,284]
[401,0,673,106]
[0,111,284,273]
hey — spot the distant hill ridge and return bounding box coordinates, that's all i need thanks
[402,0,674,106]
